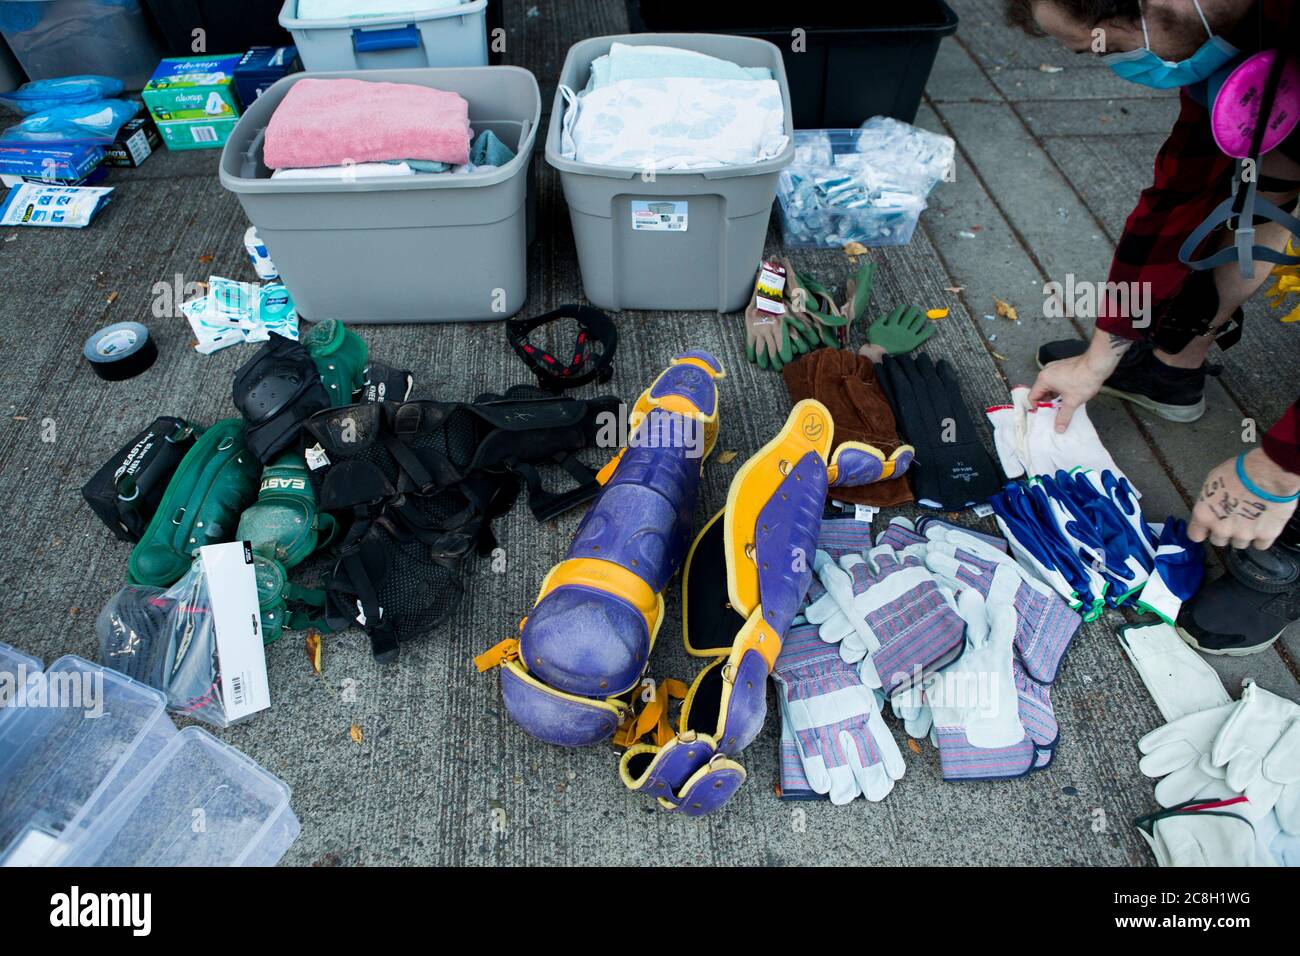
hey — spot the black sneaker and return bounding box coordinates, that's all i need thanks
[1177,539,1300,655]
[1035,339,1218,423]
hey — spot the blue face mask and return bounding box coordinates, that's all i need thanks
[1103,0,1239,89]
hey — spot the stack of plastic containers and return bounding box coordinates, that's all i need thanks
[0,646,299,867]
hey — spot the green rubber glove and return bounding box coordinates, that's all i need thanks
[795,271,849,348]
[867,304,933,355]
[746,301,790,371]
[842,261,877,328]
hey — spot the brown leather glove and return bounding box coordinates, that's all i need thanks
[782,348,914,508]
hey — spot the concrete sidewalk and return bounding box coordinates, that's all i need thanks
[0,0,1295,865]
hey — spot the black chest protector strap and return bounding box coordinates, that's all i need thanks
[507,305,618,392]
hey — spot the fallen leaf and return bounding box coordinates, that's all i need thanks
[926,308,949,320]
[991,351,1009,361]
[716,450,738,464]
[349,723,363,744]
[1038,63,1064,73]
[198,253,214,264]
[12,415,26,421]
[993,296,1018,320]
[106,291,119,305]
[907,739,922,754]
[305,631,322,676]
[843,241,868,257]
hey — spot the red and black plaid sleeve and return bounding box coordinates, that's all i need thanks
[1095,90,1236,341]
[1263,399,1300,475]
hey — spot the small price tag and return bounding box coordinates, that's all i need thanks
[305,443,330,471]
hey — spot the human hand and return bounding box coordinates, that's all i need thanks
[1188,450,1300,550]
[1029,331,1131,431]
[1028,354,1112,432]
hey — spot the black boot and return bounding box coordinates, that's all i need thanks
[1177,514,1300,656]
[1036,339,1219,423]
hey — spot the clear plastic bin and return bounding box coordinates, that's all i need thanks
[0,641,41,721]
[279,0,488,71]
[0,655,175,866]
[60,726,300,866]
[0,0,163,88]
[777,128,932,249]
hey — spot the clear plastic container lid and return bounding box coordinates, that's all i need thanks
[60,725,300,867]
[0,641,42,718]
[0,655,175,866]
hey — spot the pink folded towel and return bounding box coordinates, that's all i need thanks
[263,77,471,170]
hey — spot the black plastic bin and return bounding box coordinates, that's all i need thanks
[144,0,292,56]
[625,1,959,128]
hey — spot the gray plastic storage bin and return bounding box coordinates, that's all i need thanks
[220,65,539,323]
[0,656,175,866]
[279,0,488,71]
[546,34,795,313]
[0,0,163,88]
[60,726,300,867]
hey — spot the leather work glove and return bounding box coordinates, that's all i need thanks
[783,348,913,508]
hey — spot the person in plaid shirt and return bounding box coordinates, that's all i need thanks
[1006,0,1299,562]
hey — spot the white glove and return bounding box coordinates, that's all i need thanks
[928,587,1025,748]
[1137,805,1266,867]
[986,387,1126,481]
[1210,682,1300,834]
[1117,622,1231,722]
[1139,703,1241,814]
[804,551,882,688]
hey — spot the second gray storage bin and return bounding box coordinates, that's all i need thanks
[219,65,539,323]
[546,34,795,313]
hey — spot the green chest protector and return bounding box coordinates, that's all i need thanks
[238,452,338,643]
[127,419,261,587]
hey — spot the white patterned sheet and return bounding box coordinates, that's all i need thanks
[559,77,788,170]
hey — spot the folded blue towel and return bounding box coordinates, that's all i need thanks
[469,129,515,167]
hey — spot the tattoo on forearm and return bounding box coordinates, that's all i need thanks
[1107,334,1133,354]
[1201,475,1267,521]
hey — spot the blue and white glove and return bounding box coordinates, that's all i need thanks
[1135,517,1205,625]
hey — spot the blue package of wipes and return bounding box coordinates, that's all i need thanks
[0,183,114,228]
[0,75,125,114]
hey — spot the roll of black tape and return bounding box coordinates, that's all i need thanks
[83,322,158,381]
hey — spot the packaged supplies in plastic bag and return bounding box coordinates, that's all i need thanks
[777,119,953,249]
[99,543,272,729]
[0,75,125,114]
[854,116,955,196]
[0,182,112,228]
[0,99,140,144]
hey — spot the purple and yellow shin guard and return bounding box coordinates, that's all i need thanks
[617,400,832,815]
[476,352,725,748]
